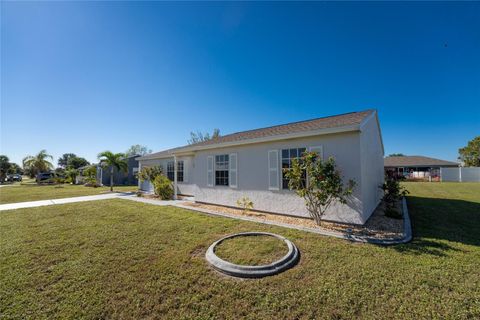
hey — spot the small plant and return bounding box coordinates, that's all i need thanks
[379,177,409,219]
[236,197,254,214]
[153,174,174,200]
[284,152,356,226]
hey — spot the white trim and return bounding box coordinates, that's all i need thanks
[173,155,178,200]
[207,156,214,187]
[268,150,280,191]
[183,160,188,183]
[359,110,385,155]
[229,153,238,188]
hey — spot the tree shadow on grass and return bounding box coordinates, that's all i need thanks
[393,239,463,257]
[392,196,480,255]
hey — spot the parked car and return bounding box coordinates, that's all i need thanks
[6,174,22,182]
[36,172,55,183]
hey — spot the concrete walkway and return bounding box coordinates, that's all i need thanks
[0,192,135,211]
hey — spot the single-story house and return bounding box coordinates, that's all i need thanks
[138,109,384,225]
[384,155,459,180]
[76,154,140,186]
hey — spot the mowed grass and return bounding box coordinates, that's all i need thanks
[1,183,479,319]
[215,234,289,265]
[0,184,137,204]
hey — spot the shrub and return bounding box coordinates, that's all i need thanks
[53,177,66,184]
[153,175,174,200]
[379,177,409,219]
[284,152,356,225]
[137,166,163,183]
[84,177,100,188]
[236,197,254,214]
[65,168,78,184]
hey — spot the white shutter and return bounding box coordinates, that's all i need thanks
[309,146,323,160]
[229,153,237,188]
[183,160,188,183]
[268,150,279,190]
[207,156,214,187]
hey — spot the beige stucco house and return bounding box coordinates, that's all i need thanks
[138,109,384,225]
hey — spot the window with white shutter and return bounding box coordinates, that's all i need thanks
[207,156,214,187]
[268,150,279,190]
[229,153,237,188]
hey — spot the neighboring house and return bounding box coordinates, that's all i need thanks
[138,110,384,225]
[384,155,459,180]
[99,154,140,186]
[76,155,140,186]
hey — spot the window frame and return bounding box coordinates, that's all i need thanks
[281,147,307,190]
[167,161,175,181]
[167,160,184,182]
[177,160,184,183]
[214,154,229,186]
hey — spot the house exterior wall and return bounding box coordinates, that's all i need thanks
[359,115,384,222]
[138,117,384,224]
[193,131,366,224]
[139,156,195,195]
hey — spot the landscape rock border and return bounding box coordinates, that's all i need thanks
[205,232,300,278]
[175,197,412,245]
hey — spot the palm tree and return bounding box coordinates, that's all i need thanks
[22,150,54,178]
[97,151,128,192]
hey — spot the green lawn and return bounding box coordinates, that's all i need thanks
[1,183,479,319]
[215,234,289,265]
[0,184,137,204]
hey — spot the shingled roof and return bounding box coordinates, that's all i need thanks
[138,109,375,160]
[384,156,458,167]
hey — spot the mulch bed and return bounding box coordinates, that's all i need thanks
[183,201,404,240]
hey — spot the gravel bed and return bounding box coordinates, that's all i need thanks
[183,201,404,240]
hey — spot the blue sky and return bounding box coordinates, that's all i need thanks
[1,2,479,165]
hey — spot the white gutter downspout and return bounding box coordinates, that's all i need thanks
[174,155,178,200]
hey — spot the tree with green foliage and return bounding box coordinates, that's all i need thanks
[0,155,11,183]
[379,177,409,219]
[125,144,152,157]
[22,150,54,178]
[388,153,405,157]
[284,152,356,225]
[187,129,220,144]
[58,153,77,168]
[67,157,90,169]
[458,136,480,167]
[8,163,23,175]
[97,151,128,192]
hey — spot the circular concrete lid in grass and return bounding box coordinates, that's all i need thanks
[205,232,299,278]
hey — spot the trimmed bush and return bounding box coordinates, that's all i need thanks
[153,175,174,200]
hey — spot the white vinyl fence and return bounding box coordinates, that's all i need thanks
[441,167,480,182]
